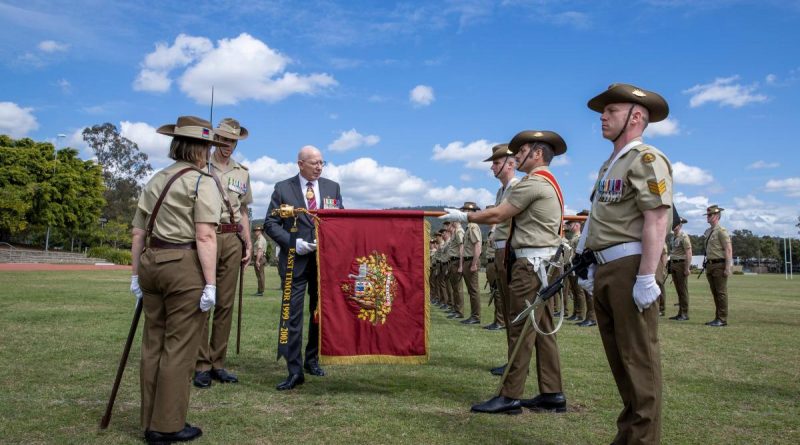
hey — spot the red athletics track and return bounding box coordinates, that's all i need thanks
[0,263,131,271]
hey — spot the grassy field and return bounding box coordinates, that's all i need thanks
[0,268,798,444]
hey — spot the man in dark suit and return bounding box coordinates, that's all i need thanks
[265,145,344,390]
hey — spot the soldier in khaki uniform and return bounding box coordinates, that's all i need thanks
[484,144,520,372]
[129,116,227,443]
[194,118,252,388]
[429,236,439,304]
[580,83,673,444]
[253,226,268,296]
[669,217,691,320]
[703,205,732,326]
[443,130,568,415]
[565,217,586,322]
[437,225,453,311]
[459,202,483,325]
[482,206,504,330]
[446,220,466,319]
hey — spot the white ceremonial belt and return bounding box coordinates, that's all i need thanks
[514,247,558,259]
[494,240,507,249]
[593,242,642,265]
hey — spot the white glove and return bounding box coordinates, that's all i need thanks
[295,238,318,255]
[130,275,143,302]
[199,284,217,312]
[633,274,661,312]
[577,264,595,294]
[439,208,468,223]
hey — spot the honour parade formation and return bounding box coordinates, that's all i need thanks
[2,2,800,444]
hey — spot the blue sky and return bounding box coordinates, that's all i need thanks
[1,0,799,237]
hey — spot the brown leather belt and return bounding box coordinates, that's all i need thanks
[672,259,685,263]
[708,258,726,264]
[217,223,242,233]
[150,237,197,250]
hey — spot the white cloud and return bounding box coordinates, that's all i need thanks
[431,139,495,169]
[684,75,768,108]
[119,121,173,167]
[0,102,39,137]
[56,78,71,93]
[410,85,435,107]
[747,160,779,170]
[551,154,570,167]
[242,155,493,217]
[134,33,337,104]
[460,173,472,181]
[765,73,777,85]
[673,192,798,237]
[765,177,800,197]
[672,161,713,185]
[328,129,380,152]
[38,40,69,53]
[551,11,590,28]
[644,117,680,137]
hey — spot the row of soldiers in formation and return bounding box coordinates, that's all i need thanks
[429,202,733,331]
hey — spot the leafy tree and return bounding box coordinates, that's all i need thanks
[0,136,105,245]
[82,123,152,222]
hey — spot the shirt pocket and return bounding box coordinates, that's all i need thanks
[154,250,185,264]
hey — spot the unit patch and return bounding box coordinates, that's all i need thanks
[641,153,656,164]
[647,179,666,195]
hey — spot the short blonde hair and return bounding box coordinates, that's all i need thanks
[169,137,210,163]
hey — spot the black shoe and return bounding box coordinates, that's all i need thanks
[276,373,305,390]
[304,362,326,376]
[145,423,202,444]
[460,317,480,325]
[447,313,464,319]
[669,314,689,321]
[708,319,727,327]
[705,319,719,326]
[572,318,584,324]
[484,323,503,331]
[565,314,580,321]
[659,311,665,316]
[577,319,597,327]
[553,311,562,317]
[254,292,264,296]
[192,371,211,388]
[210,368,238,383]
[470,396,522,414]
[490,364,507,376]
[520,392,567,413]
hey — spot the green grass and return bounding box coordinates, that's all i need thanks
[0,269,798,444]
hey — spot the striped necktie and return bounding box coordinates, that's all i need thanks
[306,181,317,210]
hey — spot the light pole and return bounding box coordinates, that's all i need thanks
[45,134,67,253]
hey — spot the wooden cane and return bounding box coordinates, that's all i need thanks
[100,299,143,429]
[236,261,244,355]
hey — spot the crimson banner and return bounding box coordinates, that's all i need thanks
[315,209,430,364]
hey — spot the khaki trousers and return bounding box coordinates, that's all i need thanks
[501,258,563,399]
[462,260,481,320]
[486,261,504,326]
[567,274,585,318]
[254,255,265,293]
[448,260,464,315]
[656,261,667,313]
[429,266,438,302]
[139,248,206,432]
[197,232,242,371]
[594,255,661,445]
[706,262,728,322]
[669,260,689,317]
[438,263,451,306]
[494,249,510,334]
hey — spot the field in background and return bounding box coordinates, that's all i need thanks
[0,269,798,444]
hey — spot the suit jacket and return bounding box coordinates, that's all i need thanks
[264,175,344,257]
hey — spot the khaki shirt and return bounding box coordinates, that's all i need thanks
[586,142,673,251]
[446,226,464,259]
[463,223,482,258]
[494,177,520,242]
[132,162,221,244]
[254,233,267,255]
[506,166,562,249]
[436,239,449,263]
[567,233,580,261]
[704,225,730,260]
[210,156,252,224]
[670,231,691,260]
[484,234,496,258]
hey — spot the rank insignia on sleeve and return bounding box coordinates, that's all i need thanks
[642,153,656,164]
[647,179,666,195]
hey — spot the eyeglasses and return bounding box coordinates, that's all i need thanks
[301,159,327,167]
